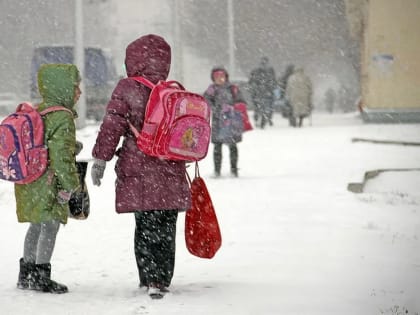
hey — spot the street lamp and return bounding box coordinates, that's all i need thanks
[227,0,235,78]
[75,0,86,129]
[173,0,184,82]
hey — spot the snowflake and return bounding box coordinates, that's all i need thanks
[2,166,17,179]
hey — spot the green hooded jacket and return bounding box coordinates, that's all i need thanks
[15,64,81,224]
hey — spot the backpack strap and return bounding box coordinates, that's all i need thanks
[132,76,185,91]
[230,85,239,102]
[132,76,155,89]
[128,121,140,138]
[39,106,74,117]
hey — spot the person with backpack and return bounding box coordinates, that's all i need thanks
[15,64,82,294]
[90,34,191,299]
[204,66,247,178]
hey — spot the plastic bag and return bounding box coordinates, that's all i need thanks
[69,161,90,220]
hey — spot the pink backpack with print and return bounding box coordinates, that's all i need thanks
[0,102,73,184]
[129,77,211,162]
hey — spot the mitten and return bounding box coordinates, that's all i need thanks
[75,140,83,156]
[91,159,106,186]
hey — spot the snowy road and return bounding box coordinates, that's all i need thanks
[1,112,419,315]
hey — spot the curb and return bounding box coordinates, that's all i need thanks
[347,168,420,193]
[352,138,420,146]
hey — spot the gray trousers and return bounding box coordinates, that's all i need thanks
[23,220,60,264]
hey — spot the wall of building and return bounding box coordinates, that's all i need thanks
[362,0,420,115]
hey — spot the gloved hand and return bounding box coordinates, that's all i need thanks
[75,140,83,156]
[57,190,72,204]
[91,159,106,186]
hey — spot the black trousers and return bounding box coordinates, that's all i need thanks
[214,142,238,174]
[134,210,178,287]
[253,98,273,128]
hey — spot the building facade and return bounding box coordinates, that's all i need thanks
[356,0,420,122]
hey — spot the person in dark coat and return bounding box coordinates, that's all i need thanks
[278,64,295,126]
[90,34,191,299]
[204,66,246,177]
[248,56,277,128]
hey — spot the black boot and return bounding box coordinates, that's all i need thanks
[17,258,36,290]
[231,168,238,177]
[213,143,222,177]
[33,263,68,294]
[229,144,238,177]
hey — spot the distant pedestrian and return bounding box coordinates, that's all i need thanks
[204,66,247,177]
[91,34,191,299]
[16,64,82,294]
[285,67,312,127]
[278,64,295,92]
[325,88,336,113]
[278,64,295,126]
[248,56,277,128]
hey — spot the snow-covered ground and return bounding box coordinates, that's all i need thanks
[0,112,419,315]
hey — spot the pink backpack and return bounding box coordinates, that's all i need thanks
[0,102,73,184]
[129,77,211,162]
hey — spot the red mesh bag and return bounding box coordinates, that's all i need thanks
[185,163,222,259]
